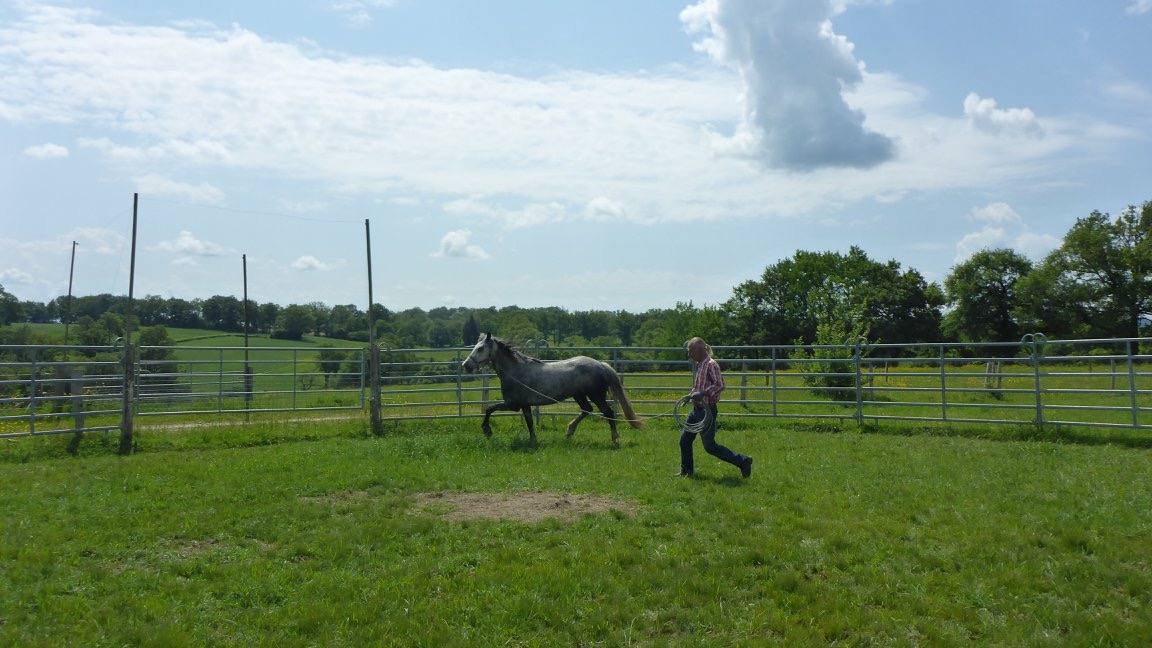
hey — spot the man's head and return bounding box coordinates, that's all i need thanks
[686,337,709,363]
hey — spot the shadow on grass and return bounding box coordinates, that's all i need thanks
[503,433,631,453]
[680,473,750,487]
[853,421,1152,450]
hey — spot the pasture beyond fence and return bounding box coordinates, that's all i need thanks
[2,337,1151,446]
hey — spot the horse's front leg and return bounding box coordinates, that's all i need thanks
[520,405,536,443]
[482,402,514,438]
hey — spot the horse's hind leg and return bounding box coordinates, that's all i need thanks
[520,405,537,443]
[567,396,593,437]
[591,394,619,444]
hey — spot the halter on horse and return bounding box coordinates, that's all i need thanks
[461,333,643,443]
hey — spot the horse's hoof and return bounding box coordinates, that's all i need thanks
[482,427,492,438]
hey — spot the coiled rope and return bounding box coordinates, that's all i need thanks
[673,395,713,435]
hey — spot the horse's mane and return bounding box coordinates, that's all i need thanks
[492,337,544,365]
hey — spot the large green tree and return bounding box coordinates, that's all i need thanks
[1018,201,1152,338]
[391,308,431,348]
[71,293,122,321]
[0,284,24,326]
[201,295,244,332]
[272,304,315,341]
[165,297,202,328]
[324,304,362,339]
[316,343,349,387]
[725,247,943,347]
[943,248,1033,344]
[138,325,179,377]
[256,303,281,334]
[462,314,480,345]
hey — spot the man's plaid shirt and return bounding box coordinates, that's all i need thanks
[692,355,726,405]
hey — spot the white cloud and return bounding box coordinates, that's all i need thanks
[832,0,894,11]
[1126,0,1152,16]
[69,227,127,255]
[963,93,1042,138]
[134,174,226,205]
[954,226,1008,261]
[584,197,627,222]
[971,202,1021,225]
[0,1,1118,238]
[0,228,127,256]
[23,143,69,159]
[443,198,569,229]
[1101,79,1152,110]
[0,6,740,219]
[154,231,231,257]
[78,136,231,163]
[954,203,1059,264]
[0,268,34,285]
[433,229,490,260]
[681,0,896,170]
[291,255,335,271]
[326,0,396,26]
[1014,231,1061,260]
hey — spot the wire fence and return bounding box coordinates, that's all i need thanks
[2,336,1151,442]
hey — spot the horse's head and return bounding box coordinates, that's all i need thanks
[461,332,497,373]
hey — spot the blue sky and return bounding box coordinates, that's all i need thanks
[2,0,1150,312]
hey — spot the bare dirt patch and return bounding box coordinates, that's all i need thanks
[411,490,639,523]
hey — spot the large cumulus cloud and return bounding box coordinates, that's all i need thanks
[682,0,896,171]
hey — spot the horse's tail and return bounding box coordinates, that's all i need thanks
[607,369,644,429]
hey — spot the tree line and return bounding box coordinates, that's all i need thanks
[2,201,1149,349]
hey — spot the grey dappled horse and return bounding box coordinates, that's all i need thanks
[460,333,643,443]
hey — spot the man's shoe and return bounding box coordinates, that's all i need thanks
[674,471,693,477]
[740,457,753,479]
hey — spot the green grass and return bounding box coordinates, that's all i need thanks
[2,417,1151,646]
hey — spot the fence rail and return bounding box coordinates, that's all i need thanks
[2,337,1150,442]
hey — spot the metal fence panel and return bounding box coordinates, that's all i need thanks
[2,337,1150,440]
[0,344,366,438]
[0,345,122,438]
[379,337,1152,433]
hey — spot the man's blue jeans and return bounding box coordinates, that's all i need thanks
[679,404,749,474]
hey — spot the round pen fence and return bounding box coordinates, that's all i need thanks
[2,337,1150,443]
[135,346,366,416]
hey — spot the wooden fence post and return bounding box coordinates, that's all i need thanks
[370,343,382,435]
[119,344,135,455]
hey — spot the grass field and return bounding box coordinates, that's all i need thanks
[2,416,1151,646]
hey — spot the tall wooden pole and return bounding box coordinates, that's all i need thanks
[119,193,138,455]
[243,254,251,354]
[243,254,252,410]
[365,219,376,343]
[365,219,382,434]
[63,240,77,357]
